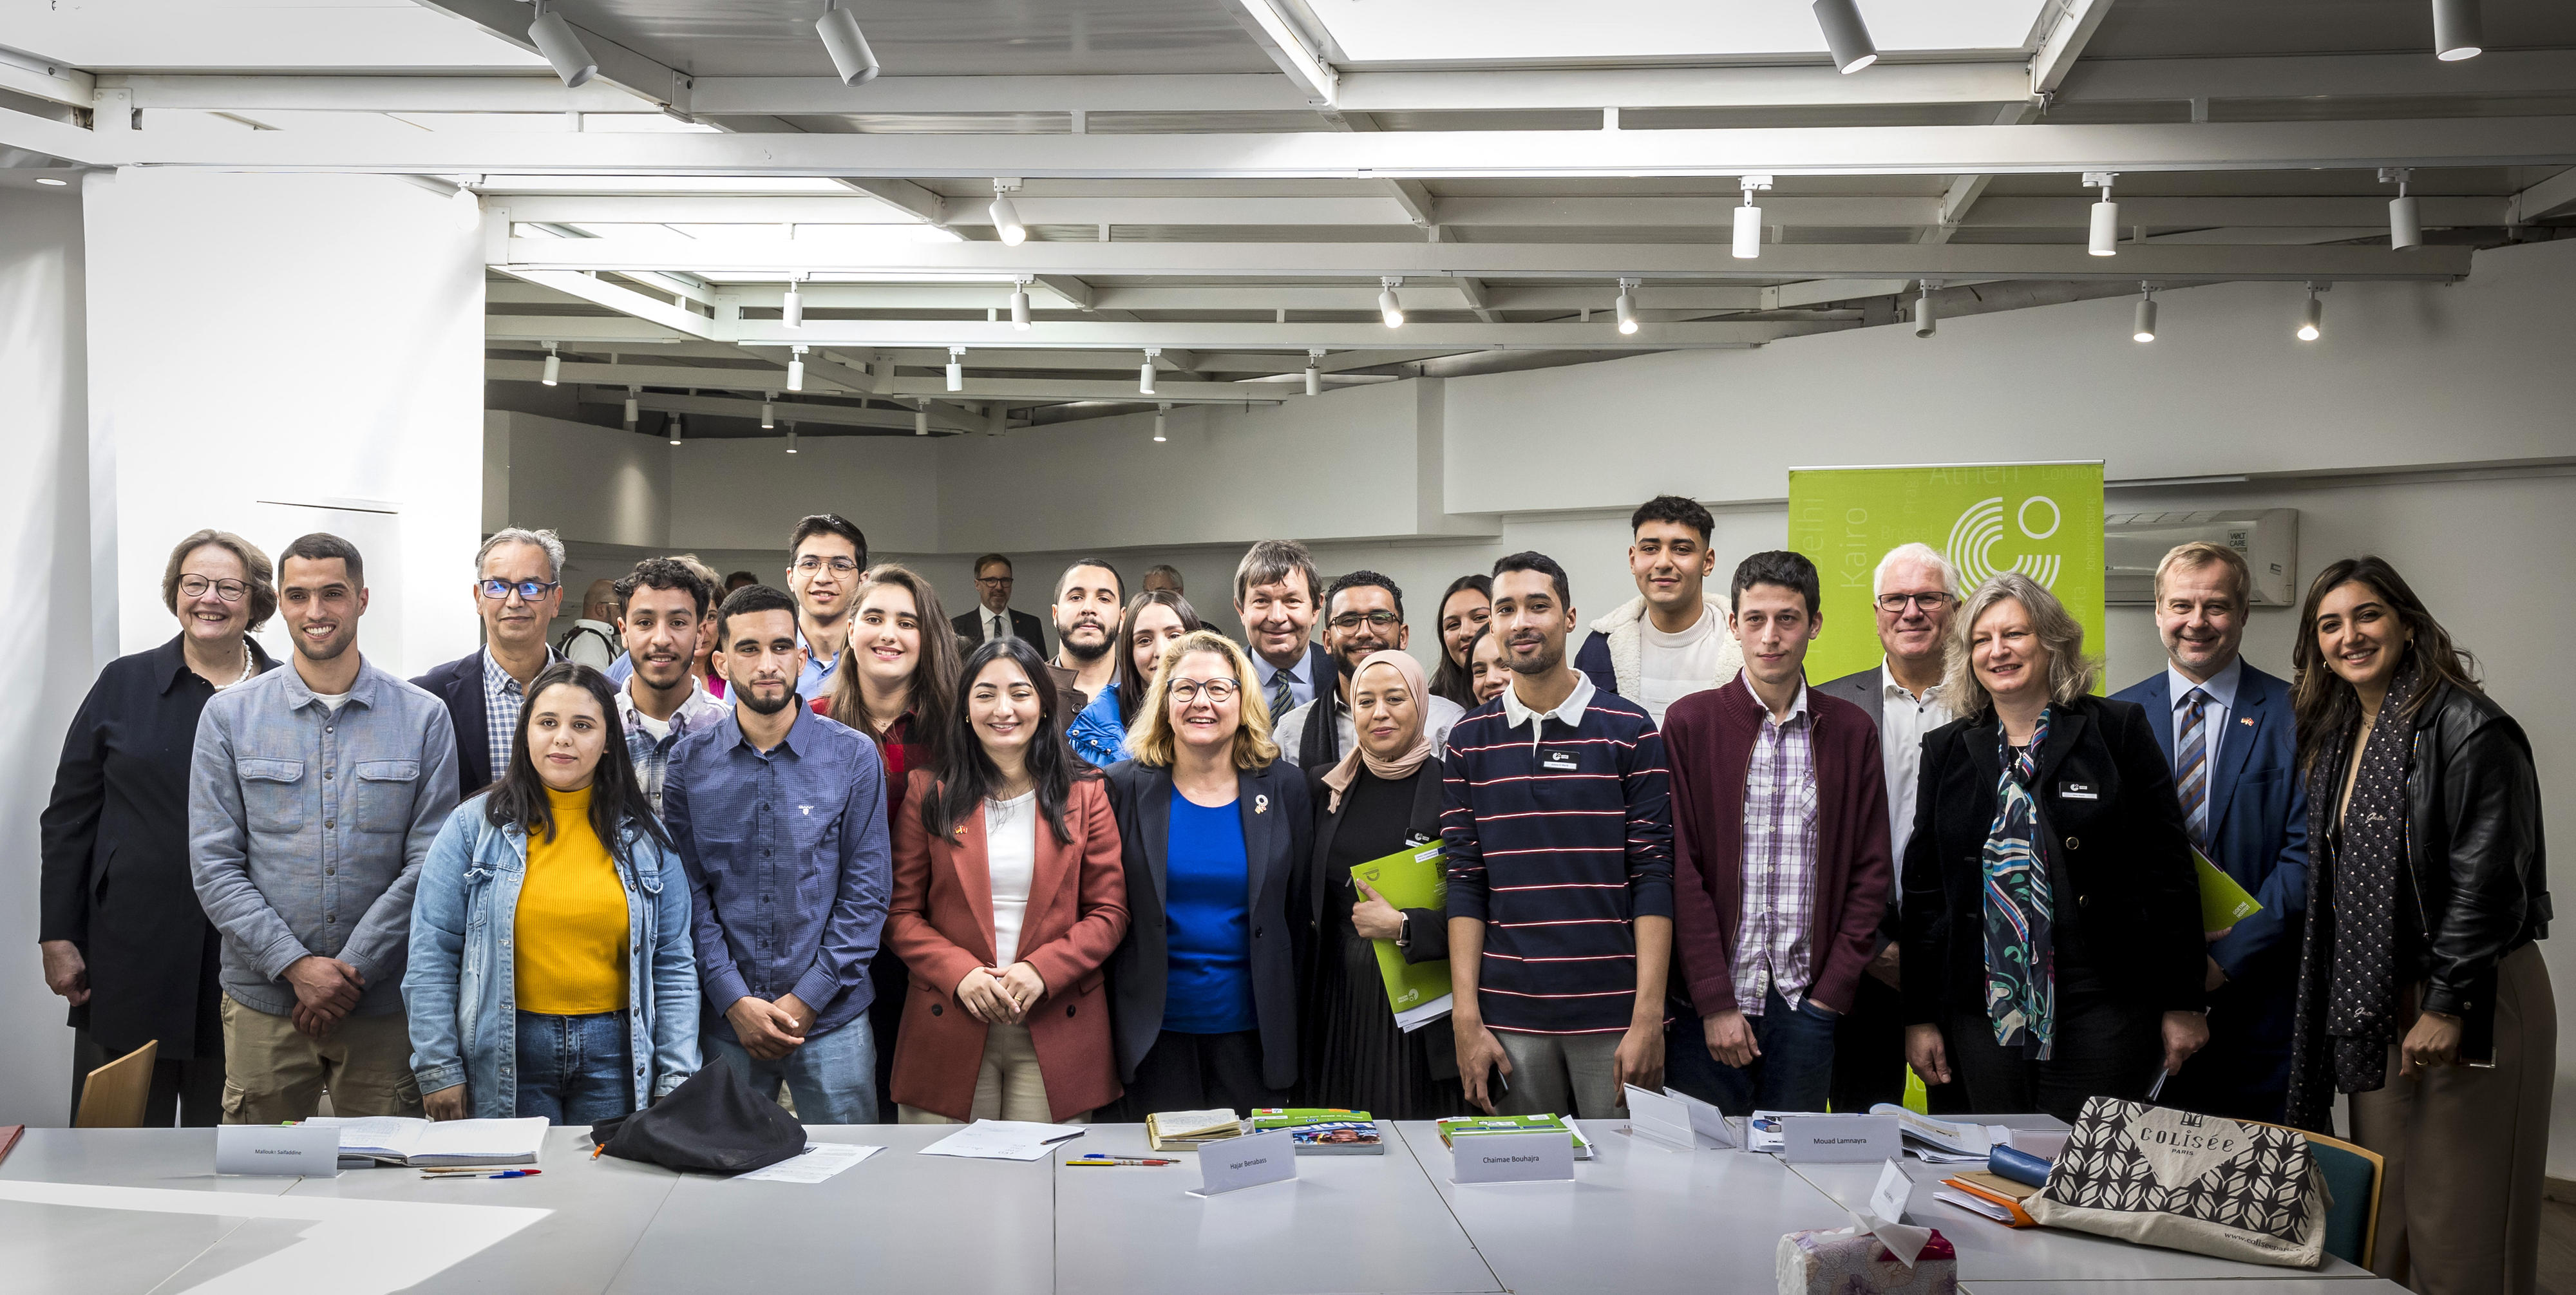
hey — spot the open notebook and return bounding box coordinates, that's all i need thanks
[303,1116,549,1167]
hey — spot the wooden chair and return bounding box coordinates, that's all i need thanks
[72,1040,159,1129]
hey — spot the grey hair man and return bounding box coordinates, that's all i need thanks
[409,526,567,797]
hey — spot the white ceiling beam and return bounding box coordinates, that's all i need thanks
[88,113,2576,177]
[2058,50,2576,103]
[2508,167,2576,224]
[1920,100,2045,244]
[497,359,785,389]
[407,0,690,111]
[878,375,1291,402]
[499,236,2475,282]
[2029,0,2118,97]
[716,319,1852,350]
[0,102,105,164]
[0,47,95,110]
[1962,194,2506,227]
[495,267,716,339]
[1384,179,1439,229]
[1226,0,1338,106]
[100,73,641,113]
[598,386,981,433]
[623,282,1784,313]
[1454,277,1496,323]
[1030,275,1096,310]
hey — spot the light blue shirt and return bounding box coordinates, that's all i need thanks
[2166,655,2244,774]
[797,624,841,698]
[1250,648,1318,712]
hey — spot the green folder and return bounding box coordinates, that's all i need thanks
[2195,845,2263,933]
[1350,842,1453,1023]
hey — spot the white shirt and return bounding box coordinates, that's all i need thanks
[985,790,1039,969]
[310,689,354,714]
[1877,661,1952,890]
[2166,655,2243,776]
[980,609,1014,643]
[1636,604,1727,723]
[1500,670,1596,753]
[1274,692,1467,766]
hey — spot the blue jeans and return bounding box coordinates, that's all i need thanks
[703,1017,880,1125]
[1665,985,1840,1117]
[515,1011,635,1126]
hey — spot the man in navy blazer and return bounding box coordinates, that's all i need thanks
[2111,542,2307,1123]
[411,529,567,799]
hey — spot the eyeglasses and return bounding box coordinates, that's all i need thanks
[1329,610,1403,630]
[178,575,250,602]
[1876,592,1955,612]
[1167,678,1239,704]
[792,556,859,575]
[478,578,562,601]
[976,576,1014,586]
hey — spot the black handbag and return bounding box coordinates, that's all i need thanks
[589,1063,806,1175]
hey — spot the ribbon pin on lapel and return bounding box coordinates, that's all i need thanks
[1255,794,1269,815]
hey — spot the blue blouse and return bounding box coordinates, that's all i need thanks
[1068,681,1128,769]
[1162,793,1255,1035]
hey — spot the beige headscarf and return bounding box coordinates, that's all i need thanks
[1321,648,1437,813]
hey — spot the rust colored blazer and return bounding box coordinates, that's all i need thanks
[886,769,1130,1121]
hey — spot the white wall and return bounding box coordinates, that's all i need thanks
[0,184,95,1128]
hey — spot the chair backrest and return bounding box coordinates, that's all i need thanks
[73,1039,160,1128]
[2298,1130,2385,1269]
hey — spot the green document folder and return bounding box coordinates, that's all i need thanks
[2195,846,2263,932]
[1350,842,1453,1026]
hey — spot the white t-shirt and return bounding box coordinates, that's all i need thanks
[629,710,672,743]
[1636,605,1727,723]
[310,690,354,714]
[985,790,1039,969]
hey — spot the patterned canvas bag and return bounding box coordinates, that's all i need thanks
[2024,1097,2325,1267]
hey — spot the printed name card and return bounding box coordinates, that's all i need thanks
[1869,1157,1917,1224]
[1194,1128,1296,1196]
[216,1123,341,1177]
[1779,1114,1901,1164]
[1622,1084,1698,1152]
[1452,1130,1575,1184]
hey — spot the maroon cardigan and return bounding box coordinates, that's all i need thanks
[1663,674,1893,1018]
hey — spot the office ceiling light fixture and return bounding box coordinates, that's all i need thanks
[1614,278,1641,335]
[786,423,799,454]
[1305,348,1324,397]
[1734,175,1772,260]
[2382,167,2422,250]
[35,176,68,186]
[1913,280,1937,338]
[2133,283,2158,343]
[1153,403,1170,443]
[989,179,1027,247]
[2297,283,2327,341]
[450,182,482,233]
[914,401,929,436]
[945,346,966,392]
[787,344,807,392]
[1140,348,1160,395]
[666,413,684,446]
[2085,172,2120,257]
[761,393,777,430]
[1811,0,1878,73]
[1009,278,1032,330]
[622,385,640,426]
[527,0,597,89]
[781,275,804,329]
[815,0,882,86]
[1378,278,1405,328]
[2432,0,2483,60]
[540,341,562,386]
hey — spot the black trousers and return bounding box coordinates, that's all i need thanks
[70,1028,224,1128]
[1944,969,2160,1123]
[1834,971,1971,1115]
[867,947,909,1123]
[1117,1030,1291,1117]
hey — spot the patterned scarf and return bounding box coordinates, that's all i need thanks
[1982,706,2057,1059]
[2313,656,2427,1095]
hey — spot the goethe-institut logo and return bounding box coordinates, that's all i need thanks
[1944,494,2065,589]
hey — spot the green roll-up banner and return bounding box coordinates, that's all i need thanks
[1787,461,2106,688]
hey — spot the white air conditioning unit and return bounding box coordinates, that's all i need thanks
[2104,507,2298,607]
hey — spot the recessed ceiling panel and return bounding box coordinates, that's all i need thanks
[0,0,547,70]
[1301,0,2047,63]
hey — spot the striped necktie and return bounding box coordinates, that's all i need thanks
[1267,666,1295,722]
[2177,687,2210,849]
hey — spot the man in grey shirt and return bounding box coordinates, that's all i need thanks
[190,533,459,1121]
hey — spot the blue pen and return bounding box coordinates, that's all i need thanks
[424,1169,543,1180]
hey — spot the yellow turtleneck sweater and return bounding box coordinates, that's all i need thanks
[515,785,630,1016]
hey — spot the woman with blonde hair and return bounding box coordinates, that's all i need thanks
[1899,572,2206,1120]
[1101,630,1312,1113]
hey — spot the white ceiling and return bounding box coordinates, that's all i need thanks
[1297,0,2049,64]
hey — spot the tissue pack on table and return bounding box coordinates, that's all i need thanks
[1774,1225,1956,1295]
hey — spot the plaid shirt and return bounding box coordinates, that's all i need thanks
[1734,675,1819,1016]
[617,677,731,816]
[478,645,560,783]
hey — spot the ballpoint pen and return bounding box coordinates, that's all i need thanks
[422,1169,544,1179]
[1070,1155,1176,1166]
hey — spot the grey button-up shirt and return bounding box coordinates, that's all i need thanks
[189,656,460,1018]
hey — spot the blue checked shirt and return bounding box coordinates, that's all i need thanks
[480,645,560,784]
[615,678,730,817]
[664,704,890,1041]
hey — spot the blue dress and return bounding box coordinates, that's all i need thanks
[1068,681,1127,769]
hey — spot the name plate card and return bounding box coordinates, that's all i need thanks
[216,1123,342,1177]
[1622,1084,1698,1152]
[1194,1128,1296,1196]
[1452,1130,1575,1184]
[1779,1114,1901,1164]
[1870,1158,1917,1224]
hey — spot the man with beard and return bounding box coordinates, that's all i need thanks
[190,533,459,1120]
[1443,551,1674,1121]
[666,583,891,1122]
[1273,570,1466,766]
[1046,557,1124,710]
[610,557,728,815]
[412,527,567,797]
[1234,539,1332,724]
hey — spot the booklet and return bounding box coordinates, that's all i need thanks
[301,1115,548,1167]
[1434,1114,1595,1160]
[1251,1109,1386,1155]
[1350,842,1453,1029]
[2194,846,2263,932]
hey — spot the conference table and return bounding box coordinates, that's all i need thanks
[0,1119,2401,1295]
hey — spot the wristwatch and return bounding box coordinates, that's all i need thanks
[1396,913,1412,949]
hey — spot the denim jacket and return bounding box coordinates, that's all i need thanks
[404,794,701,1118]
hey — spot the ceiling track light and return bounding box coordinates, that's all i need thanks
[1153,402,1170,443]
[1613,277,1641,335]
[946,346,966,392]
[914,401,929,436]
[1140,347,1160,395]
[527,0,598,89]
[786,345,808,392]
[761,393,777,430]
[2382,167,2422,250]
[1009,279,1032,330]
[1913,280,1938,338]
[2133,282,2159,343]
[1378,278,1405,328]
[782,275,804,329]
[666,413,684,446]
[1811,0,1879,73]
[1304,348,1323,397]
[785,424,799,454]
[540,341,561,386]
[2297,283,2327,341]
[1734,175,1772,260]
[2085,171,2120,257]
[815,0,882,85]
[622,384,639,426]
[2432,0,2483,61]
[989,179,1027,247]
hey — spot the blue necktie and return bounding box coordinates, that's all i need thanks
[2177,688,2210,849]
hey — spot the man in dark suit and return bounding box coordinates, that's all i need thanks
[411,527,565,798]
[2111,541,2306,1123]
[1231,539,1334,728]
[1814,541,1968,1115]
[951,552,1045,649]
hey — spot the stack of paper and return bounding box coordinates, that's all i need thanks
[1434,1114,1595,1160]
[916,1120,1086,1162]
[734,1142,882,1184]
[1870,1105,2000,1164]
[303,1116,548,1167]
[1146,1109,1244,1153]
[1935,1170,2038,1227]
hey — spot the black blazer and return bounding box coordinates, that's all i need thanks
[1899,694,2203,1028]
[39,634,277,1057]
[1101,757,1312,1092]
[412,650,495,799]
[1300,759,1458,1080]
[952,607,1046,654]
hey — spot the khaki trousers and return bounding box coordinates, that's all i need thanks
[219,994,423,1123]
[2347,943,2555,1295]
[898,1021,1084,1125]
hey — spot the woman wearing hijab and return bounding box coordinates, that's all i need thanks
[2286,556,2552,1295]
[1427,575,1492,710]
[1296,648,1464,1118]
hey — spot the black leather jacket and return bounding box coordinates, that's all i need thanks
[2396,681,2551,1034]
